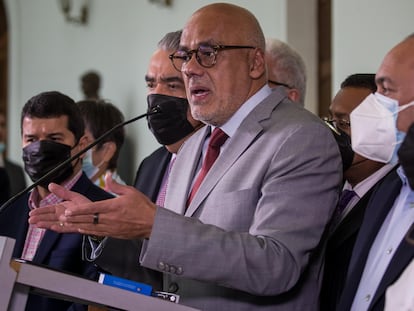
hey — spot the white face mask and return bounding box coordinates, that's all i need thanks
[350,93,414,164]
[82,149,99,179]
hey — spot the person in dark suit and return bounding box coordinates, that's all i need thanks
[30,4,342,310]
[0,110,27,196]
[336,33,414,311]
[320,74,397,310]
[0,167,10,205]
[88,30,202,289]
[0,91,113,311]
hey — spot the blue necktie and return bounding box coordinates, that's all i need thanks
[330,189,357,230]
[337,189,357,215]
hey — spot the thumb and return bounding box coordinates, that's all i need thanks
[104,172,132,196]
[48,182,91,204]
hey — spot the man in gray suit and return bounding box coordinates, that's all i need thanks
[30,3,342,310]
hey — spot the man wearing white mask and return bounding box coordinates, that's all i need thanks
[337,33,414,311]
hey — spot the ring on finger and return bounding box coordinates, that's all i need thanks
[93,212,99,225]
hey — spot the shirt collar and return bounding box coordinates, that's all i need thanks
[28,170,83,209]
[397,165,408,186]
[218,85,272,138]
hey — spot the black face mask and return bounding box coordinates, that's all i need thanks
[22,140,75,188]
[324,120,354,172]
[147,94,195,145]
[398,123,414,189]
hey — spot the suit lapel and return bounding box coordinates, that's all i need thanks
[339,170,402,310]
[329,192,371,249]
[185,92,281,216]
[166,90,284,216]
[166,127,209,215]
[185,121,264,216]
[31,174,90,263]
[32,229,60,263]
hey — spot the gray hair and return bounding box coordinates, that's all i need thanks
[265,38,307,104]
[158,30,182,51]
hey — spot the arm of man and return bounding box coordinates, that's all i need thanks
[29,178,157,239]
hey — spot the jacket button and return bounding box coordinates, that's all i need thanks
[158,262,165,271]
[168,282,179,293]
[176,266,183,275]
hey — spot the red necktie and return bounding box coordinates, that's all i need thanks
[187,128,228,206]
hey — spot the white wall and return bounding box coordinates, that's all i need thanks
[6,0,413,184]
[5,0,295,184]
[332,0,414,92]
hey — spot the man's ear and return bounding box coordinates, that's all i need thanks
[101,141,116,163]
[77,135,89,160]
[287,89,301,103]
[249,48,266,79]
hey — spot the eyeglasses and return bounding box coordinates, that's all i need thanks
[169,44,256,72]
[268,80,293,89]
[323,117,351,132]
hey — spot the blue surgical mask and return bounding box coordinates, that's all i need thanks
[82,149,99,178]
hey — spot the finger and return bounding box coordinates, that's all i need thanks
[61,213,99,224]
[64,199,112,217]
[29,205,56,216]
[49,183,91,204]
[49,222,83,233]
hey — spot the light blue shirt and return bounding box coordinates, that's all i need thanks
[351,166,414,311]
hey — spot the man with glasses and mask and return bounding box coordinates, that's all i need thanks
[335,33,414,311]
[0,91,113,311]
[320,73,397,311]
[30,4,341,310]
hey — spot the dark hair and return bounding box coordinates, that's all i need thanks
[21,91,85,143]
[81,71,101,90]
[340,73,377,92]
[77,100,125,171]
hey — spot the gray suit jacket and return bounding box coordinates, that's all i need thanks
[140,89,342,311]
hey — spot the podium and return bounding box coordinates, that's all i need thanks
[0,236,199,311]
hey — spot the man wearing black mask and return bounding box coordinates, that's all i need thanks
[0,91,113,311]
[87,30,203,290]
[139,30,203,203]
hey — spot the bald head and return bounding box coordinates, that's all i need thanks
[177,3,267,126]
[375,33,414,132]
[184,3,265,50]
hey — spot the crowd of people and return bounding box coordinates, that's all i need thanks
[0,2,413,311]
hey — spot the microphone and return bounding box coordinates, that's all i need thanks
[0,106,161,214]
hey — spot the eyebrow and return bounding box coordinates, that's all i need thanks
[160,76,184,83]
[375,76,393,85]
[145,75,183,84]
[178,40,217,50]
[145,75,154,82]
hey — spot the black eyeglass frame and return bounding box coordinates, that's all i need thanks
[169,44,256,72]
[322,116,351,132]
[268,79,293,89]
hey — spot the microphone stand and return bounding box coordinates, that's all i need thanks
[0,106,161,214]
